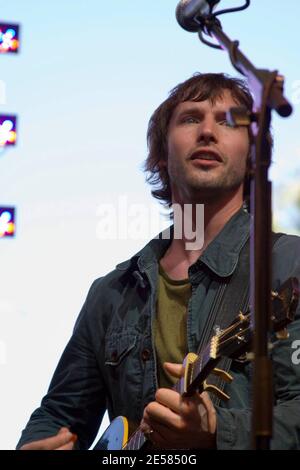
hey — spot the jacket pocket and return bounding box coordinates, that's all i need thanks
[105,330,137,367]
[104,328,143,421]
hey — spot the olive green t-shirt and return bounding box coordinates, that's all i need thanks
[154,264,191,389]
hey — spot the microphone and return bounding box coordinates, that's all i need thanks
[176,0,221,32]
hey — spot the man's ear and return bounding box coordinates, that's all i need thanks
[159,156,168,169]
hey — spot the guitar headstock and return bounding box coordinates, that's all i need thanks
[271,277,299,334]
[184,277,299,398]
[216,276,299,359]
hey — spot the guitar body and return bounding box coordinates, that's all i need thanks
[93,416,128,450]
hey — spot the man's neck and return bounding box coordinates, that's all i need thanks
[160,193,243,280]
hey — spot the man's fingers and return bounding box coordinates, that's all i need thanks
[56,441,76,450]
[163,362,184,379]
[58,427,70,434]
[144,398,182,428]
[199,391,213,408]
[155,387,202,415]
[20,427,75,450]
[155,388,182,414]
[198,391,216,432]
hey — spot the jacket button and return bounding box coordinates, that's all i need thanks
[111,350,118,361]
[141,349,151,361]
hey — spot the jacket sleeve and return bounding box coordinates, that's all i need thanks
[16,279,107,450]
[216,234,300,449]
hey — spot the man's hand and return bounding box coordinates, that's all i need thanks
[140,362,216,449]
[19,427,77,450]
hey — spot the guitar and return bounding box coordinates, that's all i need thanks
[93,277,299,450]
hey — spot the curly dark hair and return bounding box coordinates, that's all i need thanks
[144,73,254,209]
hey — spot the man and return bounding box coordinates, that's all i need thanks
[17,73,300,450]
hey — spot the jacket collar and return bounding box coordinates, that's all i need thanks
[116,207,250,278]
[191,207,250,277]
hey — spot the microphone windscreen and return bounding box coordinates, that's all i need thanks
[175,0,210,32]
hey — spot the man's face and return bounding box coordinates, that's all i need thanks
[166,90,249,203]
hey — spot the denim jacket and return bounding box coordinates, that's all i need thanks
[17,208,300,449]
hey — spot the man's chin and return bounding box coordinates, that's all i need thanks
[184,180,243,202]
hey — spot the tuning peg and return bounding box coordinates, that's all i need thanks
[276,328,289,340]
[203,380,230,401]
[245,351,254,361]
[271,290,283,300]
[245,340,275,361]
[238,311,247,321]
[211,368,233,383]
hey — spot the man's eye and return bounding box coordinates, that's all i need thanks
[181,116,199,124]
[218,119,231,127]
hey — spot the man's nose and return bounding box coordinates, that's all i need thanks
[197,118,217,144]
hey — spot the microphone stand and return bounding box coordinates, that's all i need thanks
[195,14,292,449]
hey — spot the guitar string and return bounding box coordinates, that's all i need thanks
[191,317,250,372]
[217,325,251,348]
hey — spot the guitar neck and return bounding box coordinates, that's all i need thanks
[123,427,147,450]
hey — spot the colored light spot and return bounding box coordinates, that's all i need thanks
[0,210,15,237]
[0,23,20,53]
[0,117,17,146]
[8,131,17,143]
[6,29,16,38]
[2,120,13,131]
[6,222,14,234]
[11,39,19,50]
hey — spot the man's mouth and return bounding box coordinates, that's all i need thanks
[190,149,222,162]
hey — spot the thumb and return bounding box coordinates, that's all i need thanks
[163,362,185,379]
[57,427,78,445]
[58,427,71,434]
